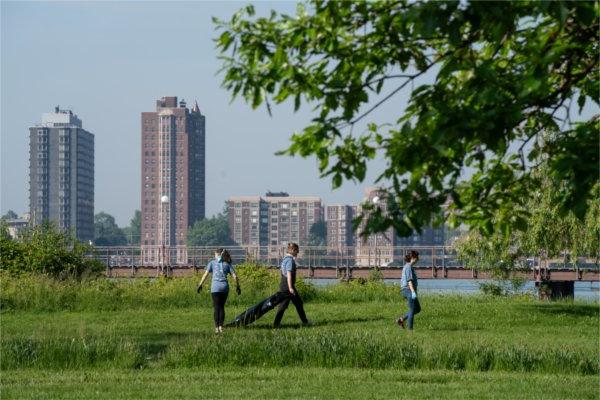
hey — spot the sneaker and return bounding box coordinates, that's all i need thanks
[218,326,224,333]
[302,320,313,327]
[396,317,405,329]
[215,328,220,334]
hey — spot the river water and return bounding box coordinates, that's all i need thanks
[304,278,600,301]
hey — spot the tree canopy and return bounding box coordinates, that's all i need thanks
[215,1,599,237]
[122,210,141,245]
[1,210,18,220]
[94,212,127,246]
[455,178,599,276]
[187,213,234,247]
[308,220,327,246]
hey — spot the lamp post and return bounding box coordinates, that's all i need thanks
[161,195,169,275]
[372,196,380,268]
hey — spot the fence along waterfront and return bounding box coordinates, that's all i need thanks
[89,245,599,281]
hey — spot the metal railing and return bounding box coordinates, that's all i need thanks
[89,245,600,271]
[89,245,460,269]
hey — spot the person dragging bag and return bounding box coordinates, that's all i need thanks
[273,242,311,328]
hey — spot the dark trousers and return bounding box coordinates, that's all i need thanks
[273,290,308,327]
[401,288,421,330]
[211,291,228,327]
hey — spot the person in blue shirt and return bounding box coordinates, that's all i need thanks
[273,242,311,328]
[397,250,421,330]
[197,248,241,333]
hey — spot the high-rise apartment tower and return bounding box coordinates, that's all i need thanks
[141,97,205,263]
[28,107,94,241]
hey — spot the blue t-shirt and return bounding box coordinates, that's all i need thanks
[400,262,418,290]
[279,255,297,290]
[207,260,235,293]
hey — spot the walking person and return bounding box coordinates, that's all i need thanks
[397,250,421,330]
[273,242,311,328]
[197,248,241,333]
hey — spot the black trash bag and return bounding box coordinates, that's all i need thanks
[226,292,289,327]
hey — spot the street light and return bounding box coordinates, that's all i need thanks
[161,195,169,274]
[372,196,380,268]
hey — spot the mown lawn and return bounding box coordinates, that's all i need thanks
[1,275,599,399]
[2,368,598,400]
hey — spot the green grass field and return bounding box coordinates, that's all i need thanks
[1,274,599,399]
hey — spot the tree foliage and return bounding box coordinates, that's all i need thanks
[94,212,127,246]
[455,178,600,276]
[122,210,141,245]
[215,1,599,237]
[1,210,18,220]
[0,221,102,278]
[308,220,327,246]
[187,213,234,247]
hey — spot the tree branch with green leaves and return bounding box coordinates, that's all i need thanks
[215,1,599,238]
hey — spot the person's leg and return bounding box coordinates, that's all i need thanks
[289,292,308,324]
[218,292,229,327]
[401,289,411,321]
[273,294,291,327]
[405,296,416,330]
[211,293,220,328]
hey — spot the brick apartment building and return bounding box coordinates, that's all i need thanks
[326,187,446,266]
[228,192,323,252]
[141,96,205,264]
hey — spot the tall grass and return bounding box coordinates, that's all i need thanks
[0,266,402,312]
[2,332,596,375]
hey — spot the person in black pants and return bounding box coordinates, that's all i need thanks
[197,249,240,333]
[273,242,311,328]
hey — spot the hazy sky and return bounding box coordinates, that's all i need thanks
[1,1,406,226]
[2,1,596,227]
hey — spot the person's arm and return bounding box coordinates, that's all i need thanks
[231,270,241,295]
[197,270,209,292]
[408,280,416,294]
[407,267,417,298]
[287,271,295,296]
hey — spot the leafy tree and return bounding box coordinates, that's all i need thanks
[215,1,598,238]
[307,220,327,246]
[455,178,600,276]
[1,210,18,220]
[187,213,234,247]
[94,212,127,246]
[0,221,102,277]
[122,210,141,245]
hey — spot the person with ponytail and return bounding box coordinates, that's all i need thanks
[197,248,241,333]
[397,250,421,330]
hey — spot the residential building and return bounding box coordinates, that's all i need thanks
[354,187,397,266]
[326,205,356,248]
[141,97,205,264]
[29,107,94,241]
[228,192,323,251]
[5,213,29,239]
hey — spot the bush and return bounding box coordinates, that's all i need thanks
[0,222,103,278]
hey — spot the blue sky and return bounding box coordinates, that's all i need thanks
[2,1,400,226]
[2,1,596,227]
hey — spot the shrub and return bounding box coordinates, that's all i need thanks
[0,222,103,278]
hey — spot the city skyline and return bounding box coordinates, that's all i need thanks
[2,2,595,228]
[1,2,395,227]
